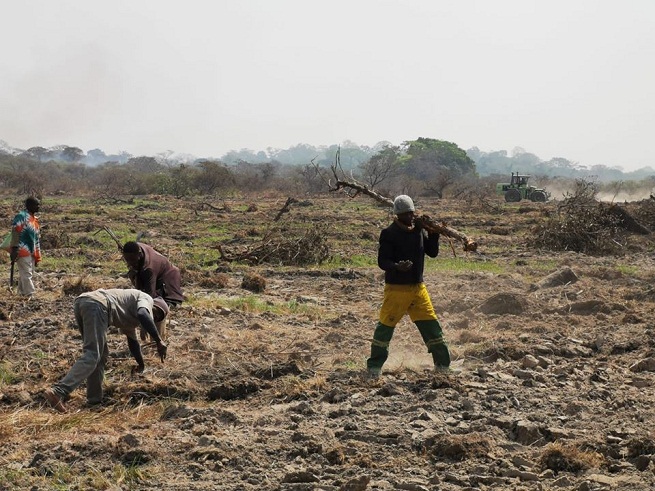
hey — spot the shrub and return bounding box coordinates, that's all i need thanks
[539,442,603,473]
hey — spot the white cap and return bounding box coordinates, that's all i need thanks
[393,195,415,215]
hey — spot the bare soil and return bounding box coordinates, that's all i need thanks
[2,195,655,490]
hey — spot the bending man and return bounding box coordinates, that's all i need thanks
[122,241,184,340]
[122,241,184,307]
[43,289,169,413]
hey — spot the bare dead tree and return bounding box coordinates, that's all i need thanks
[424,168,457,198]
[310,148,478,252]
[358,145,401,188]
[194,200,231,215]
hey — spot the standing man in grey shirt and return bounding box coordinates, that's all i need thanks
[43,289,169,413]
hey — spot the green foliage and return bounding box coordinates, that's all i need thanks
[526,259,559,272]
[0,468,32,488]
[615,263,639,276]
[426,257,503,274]
[334,358,361,370]
[401,138,476,197]
[5,138,655,198]
[326,254,376,268]
[0,361,17,386]
[113,462,146,486]
[195,161,235,194]
[403,138,474,173]
[50,463,76,489]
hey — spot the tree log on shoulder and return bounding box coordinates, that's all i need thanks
[313,149,478,253]
[415,215,478,252]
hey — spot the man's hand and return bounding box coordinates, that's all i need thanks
[395,260,413,272]
[156,342,167,363]
[131,364,145,375]
[9,247,18,262]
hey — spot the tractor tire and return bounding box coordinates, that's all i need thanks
[505,189,521,202]
[530,191,547,202]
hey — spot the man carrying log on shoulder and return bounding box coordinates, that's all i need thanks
[366,195,451,379]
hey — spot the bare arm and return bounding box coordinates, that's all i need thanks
[127,336,145,372]
[136,307,167,362]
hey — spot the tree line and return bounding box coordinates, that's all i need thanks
[0,138,653,199]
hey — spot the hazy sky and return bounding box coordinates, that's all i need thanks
[1,1,653,170]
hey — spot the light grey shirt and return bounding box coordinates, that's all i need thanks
[78,288,153,340]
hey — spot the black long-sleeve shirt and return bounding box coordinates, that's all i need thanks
[378,221,439,284]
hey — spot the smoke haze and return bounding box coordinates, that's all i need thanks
[1,0,653,170]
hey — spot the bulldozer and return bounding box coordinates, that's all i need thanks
[496,172,550,203]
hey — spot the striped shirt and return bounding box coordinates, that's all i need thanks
[11,210,41,263]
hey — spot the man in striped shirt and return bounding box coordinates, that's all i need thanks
[9,197,41,297]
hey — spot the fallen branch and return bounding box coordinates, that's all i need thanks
[218,225,330,265]
[274,197,298,221]
[415,215,478,252]
[311,148,478,252]
[195,201,231,215]
[327,175,393,207]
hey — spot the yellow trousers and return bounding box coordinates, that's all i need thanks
[379,283,437,326]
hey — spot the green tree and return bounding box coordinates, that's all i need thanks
[402,138,476,197]
[193,161,234,194]
[61,146,84,163]
[168,164,197,197]
[20,146,49,162]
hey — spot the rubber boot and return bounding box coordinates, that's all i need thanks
[416,319,450,368]
[366,322,395,375]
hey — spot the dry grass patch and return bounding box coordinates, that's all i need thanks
[422,432,494,461]
[62,275,102,296]
[539,442,603,473]
[0,403,166,440]
[271,374,328,400]
[241,272,266,292]
[456,329,488,344]
[461,337,525,362]
[197,272,230,289]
